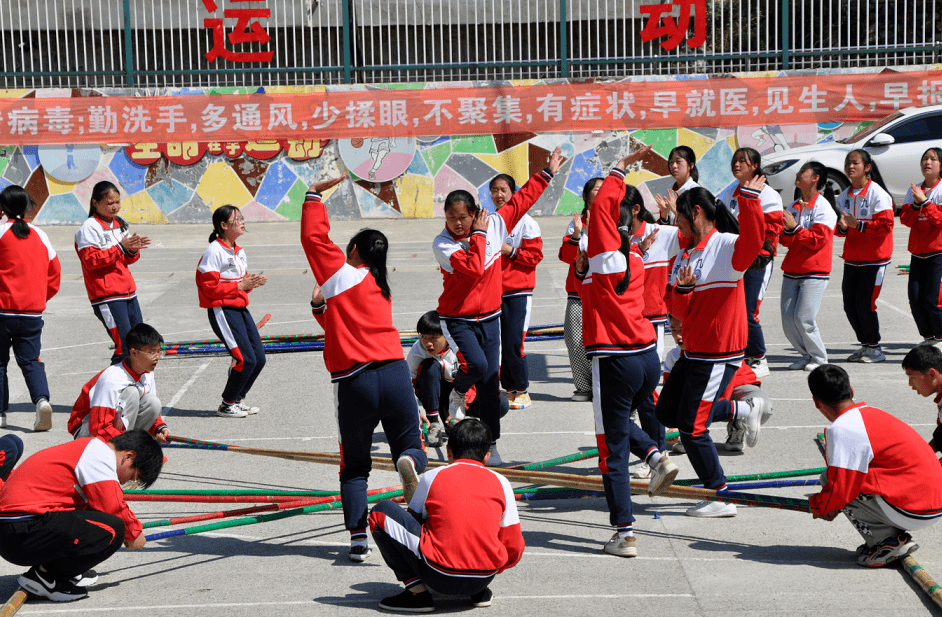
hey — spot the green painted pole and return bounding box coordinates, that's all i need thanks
[342,0,352,83]
[126,489,339,497]
[123,0,134,86]
[673,467,825,486]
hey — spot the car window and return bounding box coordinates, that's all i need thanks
[845,111,902,143]
[885,113,942,144]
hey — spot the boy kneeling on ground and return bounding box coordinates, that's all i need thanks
[0,429,163,601]
[368,418,523,612]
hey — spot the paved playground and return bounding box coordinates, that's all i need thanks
[1,215,939,616]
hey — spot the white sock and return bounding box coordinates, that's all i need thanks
[618,528,634,539]
[646,450,663,467]
[732,401,750,420]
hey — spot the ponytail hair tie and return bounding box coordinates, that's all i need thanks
[617,225,631,232]
[14,215,22,220]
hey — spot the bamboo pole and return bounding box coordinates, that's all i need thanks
[0,589,26,617]
[901,555,942,610]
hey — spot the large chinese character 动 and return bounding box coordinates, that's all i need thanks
[639,0,706,52]
[203,0,274,63]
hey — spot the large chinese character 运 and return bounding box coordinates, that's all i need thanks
[639,0,706,52]
[203,0,274,63]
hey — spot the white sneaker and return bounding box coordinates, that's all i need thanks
[33,398,52,432]
[803,362,821,372]
[686,500,737,518]
[647,454,679,497]
[426,420,447,448]
[216,402,248,418]
[632,462,652,479]
[234,401,259,415]
[743,395,765,448]
[448,390,467,421]
[0,412,6,429]
[859,346,886,363]
[750,357,770,378]
[672,440,686,454]
[396,456,420,504]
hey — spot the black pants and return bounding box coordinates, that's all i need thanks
[842,263,886,347]
[0,510,125,580]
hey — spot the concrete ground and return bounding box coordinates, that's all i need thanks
[1,215,940,616]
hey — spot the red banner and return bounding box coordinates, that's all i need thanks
[3,71,941,145]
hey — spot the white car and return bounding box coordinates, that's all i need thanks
[761,104,942,208]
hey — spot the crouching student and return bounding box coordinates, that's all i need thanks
[68,323,170,443]
[0,430,163,601]
[808,365,942,567]
[407,311,459,448]
[901,343,942,454]
[368,418,523,613]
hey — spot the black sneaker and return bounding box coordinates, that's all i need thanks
[18,567,88,602]
[379,589,434,613]
[69,570,99,587]
[349,543,372,563]
[469,586,493,607]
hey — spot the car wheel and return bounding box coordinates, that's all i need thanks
[825,170,849,198]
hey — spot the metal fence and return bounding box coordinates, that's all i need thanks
[0,0,938,89]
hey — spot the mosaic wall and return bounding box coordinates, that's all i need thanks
[2,67,937,224]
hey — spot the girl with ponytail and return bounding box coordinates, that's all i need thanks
[196,205,268,418]
[300,175,427,564]
[577,145,679,557]
[433,147,563,467]
[0,185,61,431]
[74,181,150,365]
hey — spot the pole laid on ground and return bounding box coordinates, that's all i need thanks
[0,589,26,617]
[901,555,942,610]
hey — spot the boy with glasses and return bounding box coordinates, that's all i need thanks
[68,323,170,443]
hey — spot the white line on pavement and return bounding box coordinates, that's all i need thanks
[162,363,209,416]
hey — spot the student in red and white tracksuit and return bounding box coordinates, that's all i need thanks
[558,178,602,401]
[0,185,60,432]
[74,181,149,365]
[491,173,544,411]
[655,179,767,517]
[578,148,679,557]
[196,206,267,419]
[901,148,942,344]
[835,149,895,363]
[809,365,942,567]
[655,145,701,225]
[367,418,522,611]
[780,162,840,370]
[301,176,427,562]
[68,323,170,444]
[0,430,163,601]
[433,148,562,466]
[628,199,682,455]
[716,148,783,377]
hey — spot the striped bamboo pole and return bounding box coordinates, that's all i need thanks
[0,590,26,617]
[673,467,826,486]
[901,555,942,610]
[126,489,339,497]
[145,489,400,541]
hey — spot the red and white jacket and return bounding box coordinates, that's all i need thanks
[501,214,543,297]
[433,170,552,321]
[302,191,403,381]
[835,180,894,265]
[373,458,523,577]
[558,218,588,298]
[196,239,251,308]
[74,215,140,305]
[0,222,60,316]
[630,221,682,324]
[580,169,656,357]
[667,185,765,363]
[68,362,165,441]
[0,438,144,543]
[901,178,942,257]
[717,181,784,257]
[780,194,838,279]
[810,402,942,520]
